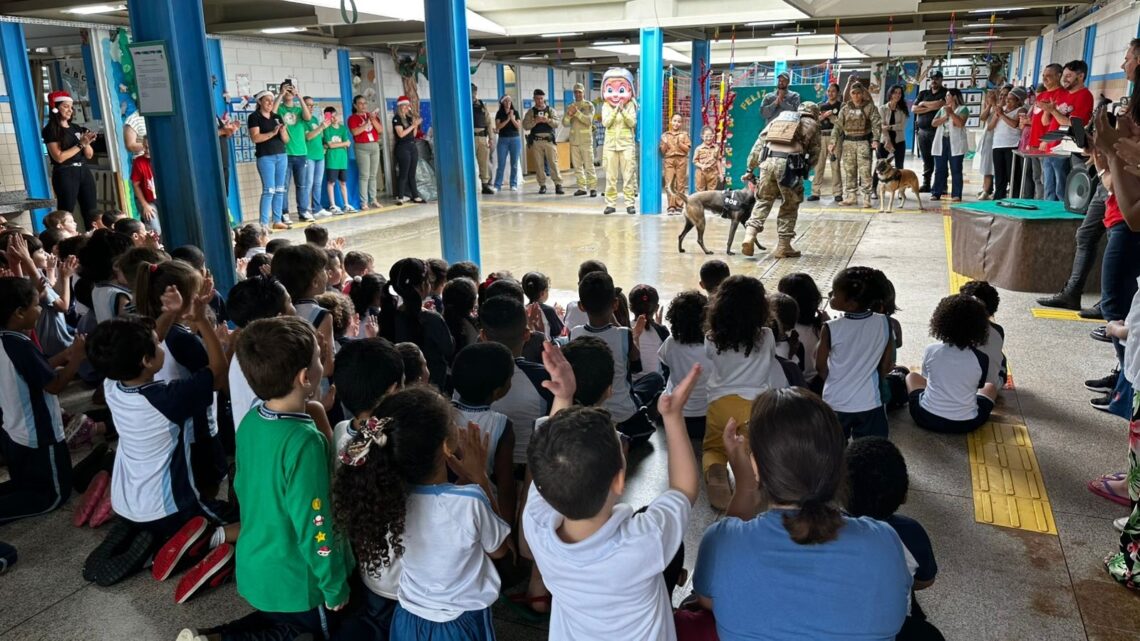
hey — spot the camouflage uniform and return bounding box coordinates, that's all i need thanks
[742,103,821,257]
[831,97,882,207]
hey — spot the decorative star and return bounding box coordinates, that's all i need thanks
[315,531,326,543]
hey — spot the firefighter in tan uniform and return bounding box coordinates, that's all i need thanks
[830,82,881,208]
[741,102,822,259]
[660,114,691,214]
[522,88,564,195]
[472,83,495,194]
[601,67,638,214]
[692,125,723,191]
[562,82,597,197]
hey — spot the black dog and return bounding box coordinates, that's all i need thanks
[673,178,756,255]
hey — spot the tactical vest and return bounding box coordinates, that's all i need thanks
[765,111,802,145]
[531,107,555,137]
[473,100,487,129]
[841,104,872,138]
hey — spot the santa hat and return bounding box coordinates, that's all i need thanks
[396,96,411,107]
[48,91,73,114]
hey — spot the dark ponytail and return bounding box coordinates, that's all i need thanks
[442,277,478,352]
[133,259,202,320]
[748,388,846,545]
[349,273,385,317]
[379,258,428,344]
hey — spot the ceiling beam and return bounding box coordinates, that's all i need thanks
[338,32,428,46]
[0,0,96,14]
[916,0,1088,12]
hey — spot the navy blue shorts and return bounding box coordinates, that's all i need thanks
[908,390,994,434]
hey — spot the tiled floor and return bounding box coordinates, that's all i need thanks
[2,159,1138,640]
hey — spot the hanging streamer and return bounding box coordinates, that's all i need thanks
[886,16,893,61]
[985,12,996,62]
[668,66,675,121]
[830,19,841,86]
[794,22,800,59]
[947,11,956,64]
[557,37,562,63]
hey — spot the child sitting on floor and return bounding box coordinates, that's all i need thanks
[0,274,86,525]
[379,258,454,390]
[348,273,385,340]
[225,276,295,427]
[331,336,404,463]
[845,436,942,641]
[568,272,660,445]
[629,284,670,384]
[562,259,608,330]
[442,277,480,353]
[817,267,895,440]
[333,387,511,640]
[525,342,700,641]
[181,317,352,641]
[658,290,713,439]
[271,244,336,374]
[905,294,998,434]
[522,271,565,340]
[451,342,517,526]
[769,292,804,371]
[960,280,1007,390]
[703,275,786,510]
[778,272,829,388]
[699,259,730,293]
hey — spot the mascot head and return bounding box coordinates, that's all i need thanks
[602,68,635,107]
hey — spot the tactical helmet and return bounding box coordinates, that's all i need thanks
[798,101,820,119]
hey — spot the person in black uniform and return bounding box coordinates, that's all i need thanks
[41,91,98,230]
[391,96,425,204]
[911,70,948,193]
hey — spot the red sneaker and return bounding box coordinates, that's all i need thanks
[174,543,234,604]
[152,516,209,582]
[88,484,115,528]
[73,470,110,527]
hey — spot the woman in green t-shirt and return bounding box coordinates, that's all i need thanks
[322,107,356,214]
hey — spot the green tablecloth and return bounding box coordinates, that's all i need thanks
[951,199,1085,221]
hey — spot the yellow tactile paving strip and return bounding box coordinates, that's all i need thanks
[943,213,1057,536]
[1030,308,1104,323]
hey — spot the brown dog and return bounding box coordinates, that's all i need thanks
[671,177,756,255]
[875,158,923,212]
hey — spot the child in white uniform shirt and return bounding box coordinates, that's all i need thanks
[778,272,829,388]
[224,277,295,429]
[817,267,896,440]
[960,280,1007,390]
[333,387,511,641]
[562,259,609,332]
[905,294,998,434]
[524,339,700,641]
[658,290,713,438]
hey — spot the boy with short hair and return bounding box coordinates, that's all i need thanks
[452,341,517,525]
[524,353,700,641]
[330,336,404,464]
[699,259,730,293]
[181,316,351,641]
[480,295,552,467]
[568,272,657,444]
[0,275,86,524]
[322,107,355,214]
[43,210,78,237]
[129,136,161,234]
[225,277,295,428]
[270,243,335,374]
[304,224,330,248]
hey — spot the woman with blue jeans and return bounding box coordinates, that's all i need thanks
[930,88,970,202]
[493,95,522,191]
[247,90,291,229]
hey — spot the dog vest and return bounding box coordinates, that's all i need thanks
[721,188,755,216]
[765,111,802,145]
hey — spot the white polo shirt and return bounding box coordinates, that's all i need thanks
[919,343,989,421]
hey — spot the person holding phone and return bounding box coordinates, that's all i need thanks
[42,91,99,230]
[248,89,291,230]
[349,95,384,210]
[276,80,314,222]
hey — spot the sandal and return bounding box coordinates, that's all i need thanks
[1087,473,1132,507]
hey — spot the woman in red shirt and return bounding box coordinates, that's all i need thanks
[348,95,384,210]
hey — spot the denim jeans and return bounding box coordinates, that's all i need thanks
[287,155,311,215]
[1042,155,1069,202]
[932,144,963,198]
[1100,222,1140,322]
[309,158,325,211]
[256,153,287,225]
[1062,183,1108,296]
[494,136,522,189]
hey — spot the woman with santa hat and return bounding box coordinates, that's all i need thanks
[41,91,98,229]
[391,96,425,205]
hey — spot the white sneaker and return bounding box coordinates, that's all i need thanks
[328,206,343,215]
[316,208,331,218]
[281,214,293,224]
[299,212,315,222]
[1115,516,1129,532]
[510,186,519,192]
[344,204,358,213]
[176,629,207,641]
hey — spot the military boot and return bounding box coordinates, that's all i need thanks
[772,237,801,259]
[741,228,766,256]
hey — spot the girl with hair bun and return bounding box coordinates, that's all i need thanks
[378,258,454,391]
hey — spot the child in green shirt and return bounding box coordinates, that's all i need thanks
[179,316,350,641]
[322,107,355,214]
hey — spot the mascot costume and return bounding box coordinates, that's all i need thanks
[601,67,638,215]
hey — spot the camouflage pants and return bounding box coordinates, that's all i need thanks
[746,156,803,239]
[841,140,872,203]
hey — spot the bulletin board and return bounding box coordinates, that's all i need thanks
[725,84,822,185]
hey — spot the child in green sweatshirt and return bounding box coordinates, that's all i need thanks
[178,316,350,641]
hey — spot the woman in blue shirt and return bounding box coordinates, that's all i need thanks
[692,388,913,640]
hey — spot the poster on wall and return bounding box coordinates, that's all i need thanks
[128,41,175,116]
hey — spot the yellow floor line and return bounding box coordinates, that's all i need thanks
[944,213,1057,535]
[1029,308,1104,324]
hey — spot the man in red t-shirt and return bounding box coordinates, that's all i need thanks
[130,137,160,233]
[1037,60,1094,201]
[1018,63,1062,198]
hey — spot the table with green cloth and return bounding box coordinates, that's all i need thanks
[949,199,1102,293]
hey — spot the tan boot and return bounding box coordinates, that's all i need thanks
[773,237,801,259]
[705,464,732,511]
[741,229,758,257]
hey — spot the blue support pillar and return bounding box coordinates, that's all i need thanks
[206,37,241,225]
[639,27,663,215]
[547,67,555,106]
[0,23,53,231]
[1032,36,1044,86]
[424,0,480,265]
[80,39,101,121]
[496,64,505,100]
[337,50,361,210]
[126,0,235,293]
[1082,25,1097,72]
[689,39,709,192]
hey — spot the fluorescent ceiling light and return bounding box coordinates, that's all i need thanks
[590,44,688,64]
[772,30,815,37]
[469,46,486,52]
[62,3,124,14]
[745,20,790,27]
[969,7,1025,12]
[570,60,595,66]
[960,35,1000,41]
[261,26,307,34]
[519,54,548,60]
[541,32,583,38]
[591,39,628,46]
